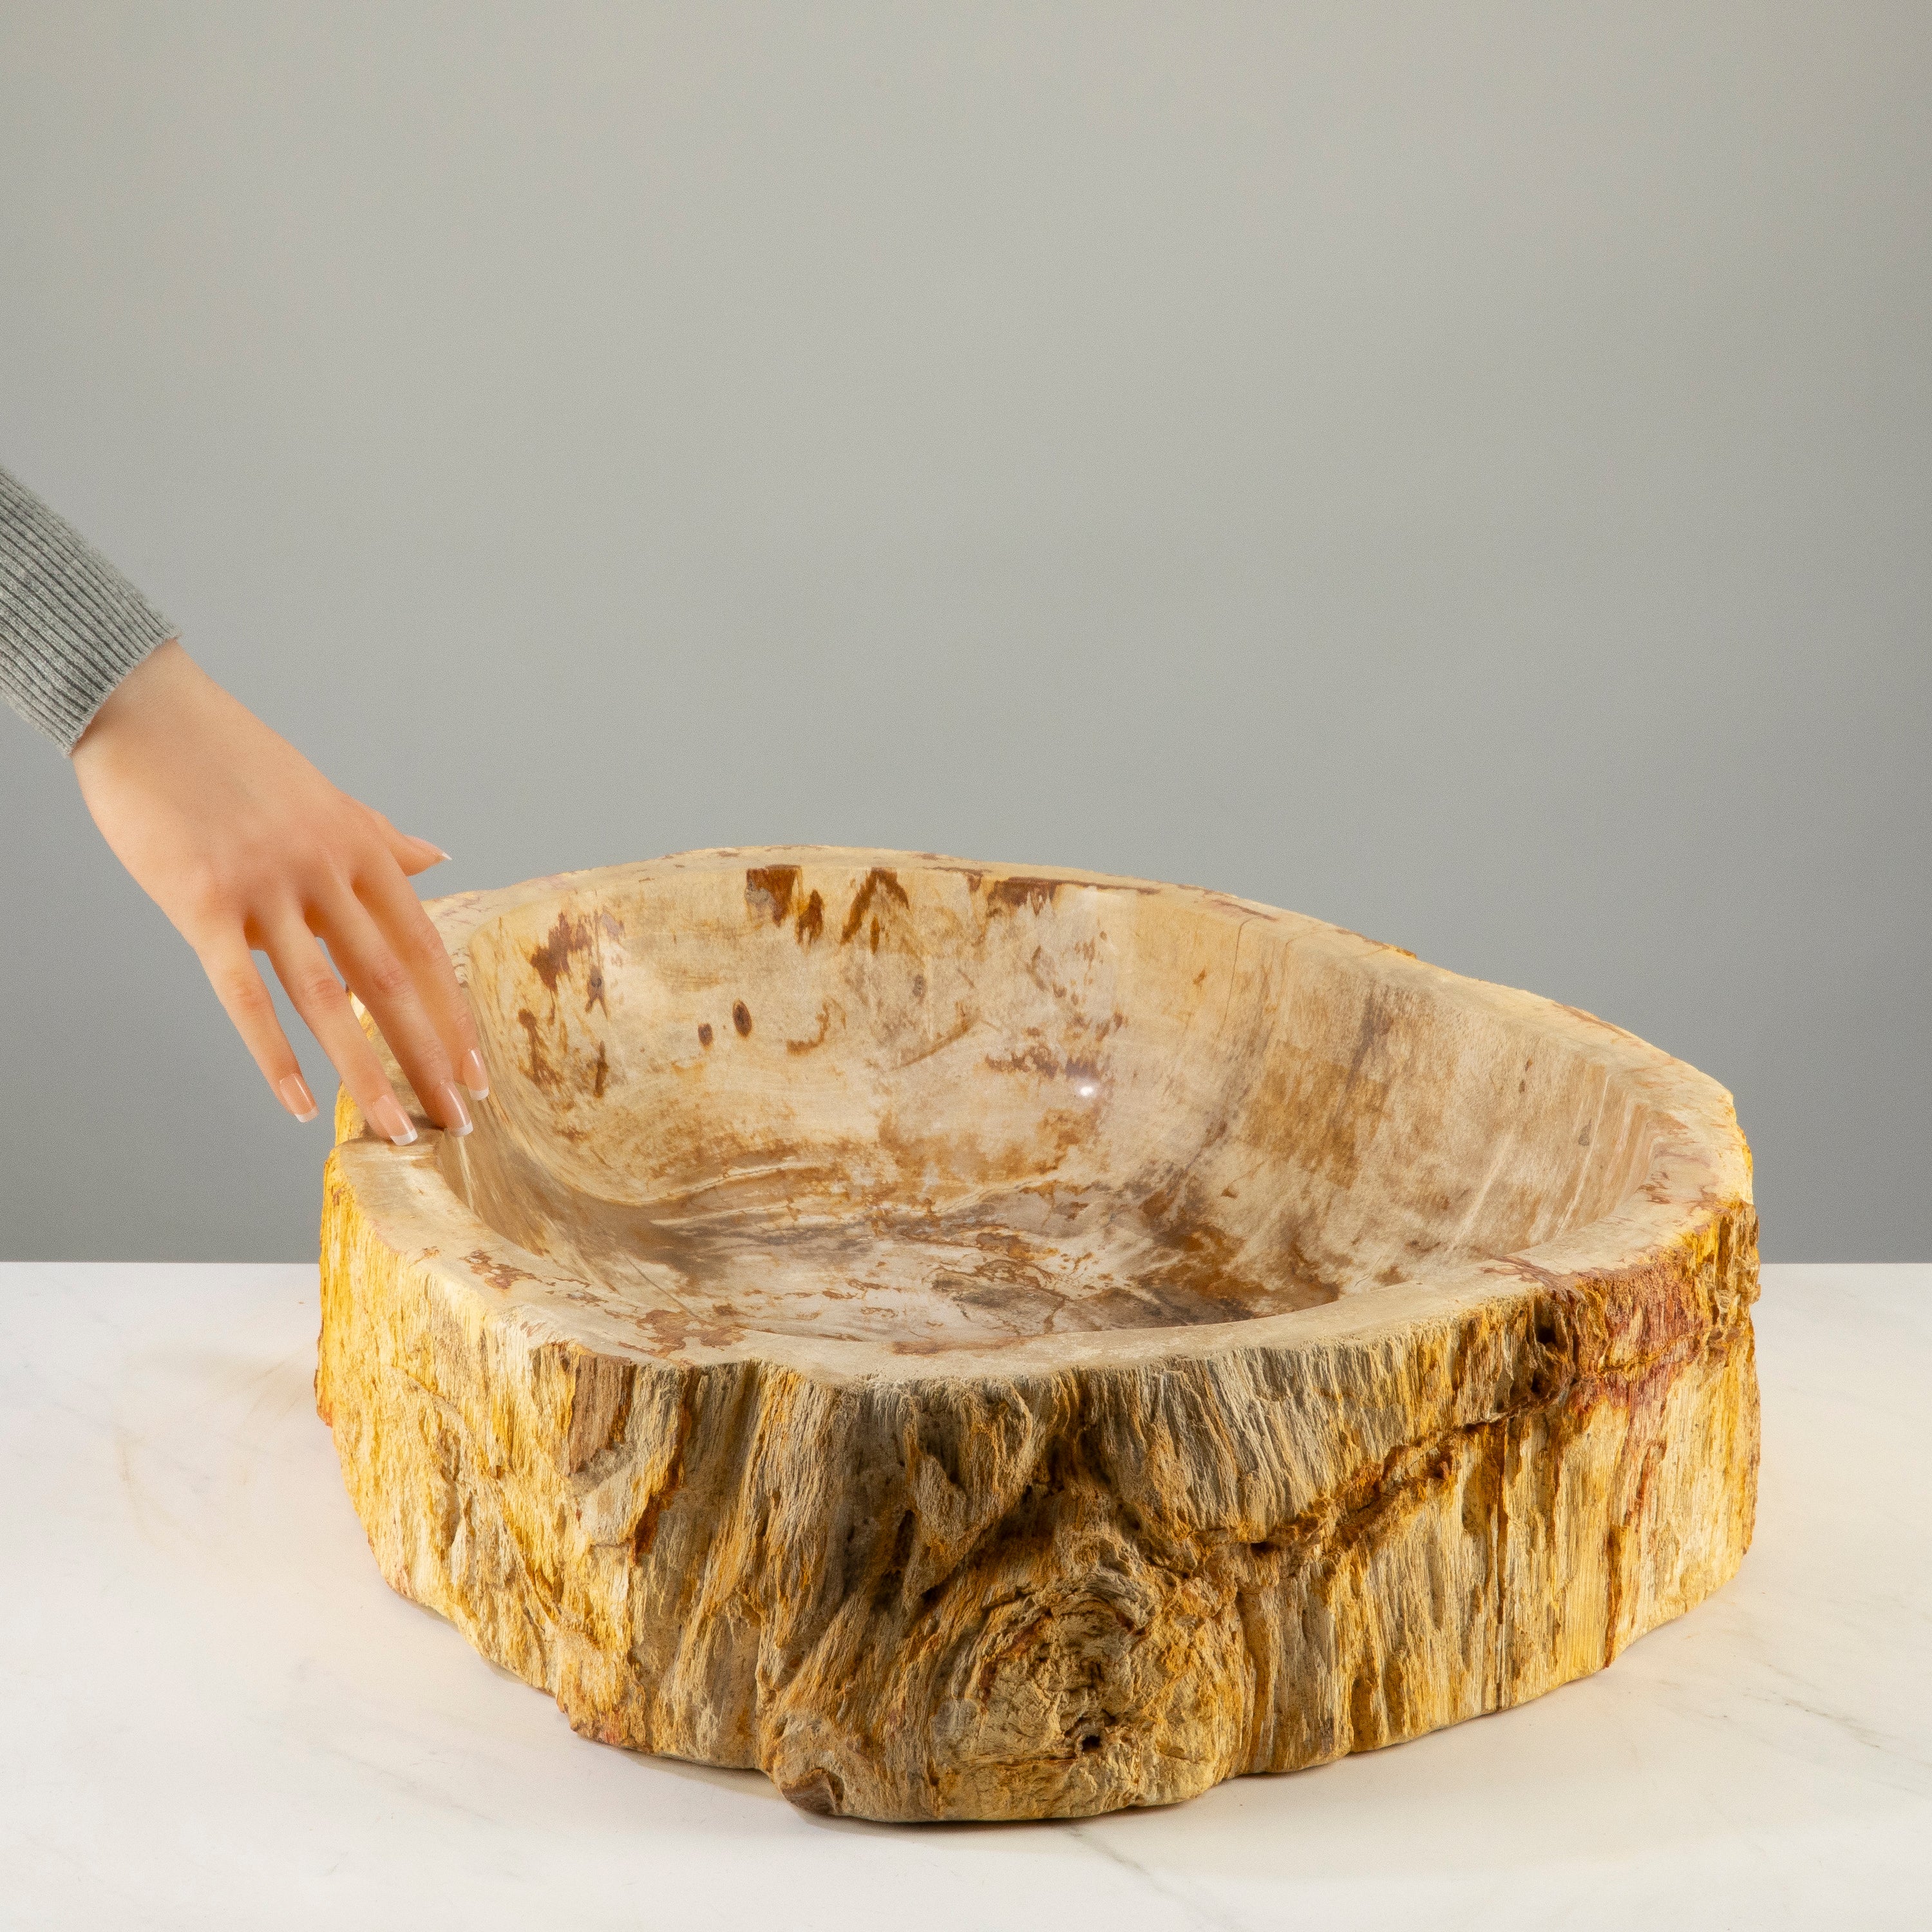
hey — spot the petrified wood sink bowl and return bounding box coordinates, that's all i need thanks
[318,847,1759,1823]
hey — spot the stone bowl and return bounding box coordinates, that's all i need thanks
[317,847,1759,1822]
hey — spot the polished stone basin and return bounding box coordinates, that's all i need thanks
[318,848,1758,1823]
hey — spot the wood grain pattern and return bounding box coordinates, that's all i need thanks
[317,848,1759,1821]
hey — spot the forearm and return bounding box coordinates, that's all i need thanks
[0,462,177,753]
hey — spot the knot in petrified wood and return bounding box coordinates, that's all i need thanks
[317,847,1759,1822]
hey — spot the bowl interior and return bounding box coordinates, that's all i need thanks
[433,858,1658,1352]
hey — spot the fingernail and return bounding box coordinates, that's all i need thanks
[438,1083,473,1137]
[459,1048,490,1098]
[431,848,453,863]
[368,1094,419,1146]
[279,1075,318,1123]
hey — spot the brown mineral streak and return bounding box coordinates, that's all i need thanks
[839,866,909,943]
[744,865,799,924]
[528,911,594,995]
[985,875,1063,914]
[461,1247,540,1294]
[317,846,1759,1824]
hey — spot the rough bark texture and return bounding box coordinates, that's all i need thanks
[317,848,1759,1822]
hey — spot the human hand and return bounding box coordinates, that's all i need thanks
[70,638,486,1142]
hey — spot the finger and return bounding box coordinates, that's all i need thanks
[353,853,490,1099]
[263,911,421,1146]
[313,882,473,1136]
[362,804,450,878]
[194,933,321,1123]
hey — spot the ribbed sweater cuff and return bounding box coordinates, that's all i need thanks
[0,463,177,754]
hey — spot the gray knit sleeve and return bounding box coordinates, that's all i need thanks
[1,463,177,753]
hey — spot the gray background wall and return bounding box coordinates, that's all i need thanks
[2,3,1926,1261]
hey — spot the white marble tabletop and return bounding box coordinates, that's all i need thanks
[2,1261,1926,1931]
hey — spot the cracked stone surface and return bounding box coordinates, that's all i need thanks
[317,846,1759,1822]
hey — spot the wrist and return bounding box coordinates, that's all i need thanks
[70,638,202,766]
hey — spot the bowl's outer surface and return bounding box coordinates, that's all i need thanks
[317,847,1759,1822]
